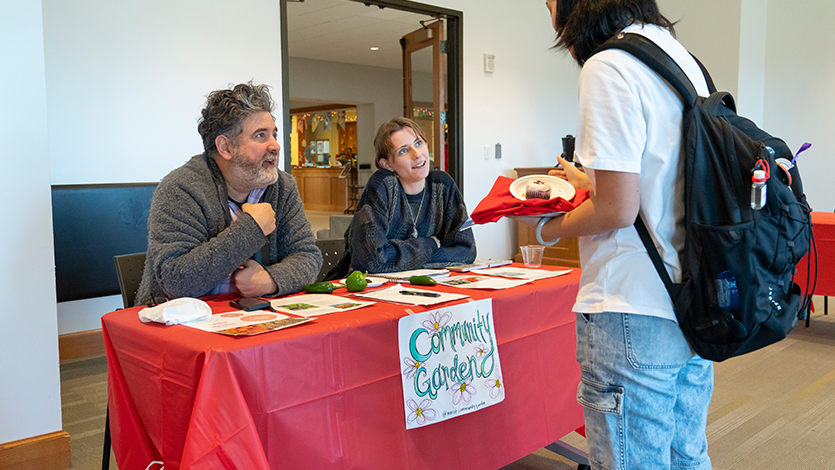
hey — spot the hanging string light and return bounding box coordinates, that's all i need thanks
[413,108,434,119]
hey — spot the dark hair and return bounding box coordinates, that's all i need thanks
[373,117,428,169]
[554,0,676,65]
[197,81,274,155]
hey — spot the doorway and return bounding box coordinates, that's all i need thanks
[402,19,446,172]
[279,0,464,191]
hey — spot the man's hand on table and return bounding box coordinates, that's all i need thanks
[233,259,278,297]
[243,202,276,236]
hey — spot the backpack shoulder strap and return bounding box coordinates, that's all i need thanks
[691,54,717,94]
[634,214,678,302]
[593,33,699,108]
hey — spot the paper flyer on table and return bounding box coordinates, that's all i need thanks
[437,275,530,290]
[397,298,504,429]
[184,311,311,336]
[478,267,573,281]
[446,259,513,272]
[269,294,375,318]
[353,285,468,306]
[375,268,451,282]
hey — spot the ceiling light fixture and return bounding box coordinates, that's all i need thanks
[370,47,379,51]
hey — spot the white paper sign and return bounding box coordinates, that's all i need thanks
[185,311,310,336]
[397,298,504,429]
[437,275,530,290]
[354,285,469,306]
[478,267,573,281]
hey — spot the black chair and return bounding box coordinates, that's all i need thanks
[315,238,344,282]
[113,252,147,309]
[103,252,147,469]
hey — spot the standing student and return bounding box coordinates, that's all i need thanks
[327,117,475,278]
[516,1,714,468]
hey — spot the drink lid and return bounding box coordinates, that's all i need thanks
[752,169,767,183]
[775,157,793,170]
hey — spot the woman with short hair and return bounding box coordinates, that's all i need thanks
[327,117,475,278]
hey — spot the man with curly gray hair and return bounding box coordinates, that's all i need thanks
[135,81,322,305]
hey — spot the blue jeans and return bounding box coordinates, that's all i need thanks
[575,312,713,470]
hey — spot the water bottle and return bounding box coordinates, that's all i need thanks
[715,270,747,338]
[715,270,740,309]
[750,169,767,210]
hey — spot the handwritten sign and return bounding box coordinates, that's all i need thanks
[397,298,504,429]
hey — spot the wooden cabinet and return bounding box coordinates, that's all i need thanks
[292,167,347,212]
[512,167,581,268]
[338,122,357,155]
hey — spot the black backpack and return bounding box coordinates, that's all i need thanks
[594,33,813,362]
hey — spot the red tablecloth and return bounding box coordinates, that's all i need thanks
[103,265,585,470]
[795,212,835,296]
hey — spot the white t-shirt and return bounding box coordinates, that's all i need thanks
[572,24,710,321]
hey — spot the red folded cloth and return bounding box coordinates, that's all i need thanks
[471,176,591,224]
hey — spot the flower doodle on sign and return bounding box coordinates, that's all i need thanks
[473,342,489,359]
[422,310,452,334]
[403,356,422,379]
[450,377,477,407]
[485,374,504,399]
[406,398,438,425]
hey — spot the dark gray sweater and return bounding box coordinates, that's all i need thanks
[328,169,475,279]
[135,154,321,305]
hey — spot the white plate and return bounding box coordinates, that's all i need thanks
[339,276,387,288]
[510,175,576,202]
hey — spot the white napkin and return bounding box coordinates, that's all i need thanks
[138,298,212,325]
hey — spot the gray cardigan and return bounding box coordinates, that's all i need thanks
[135,154,321,305]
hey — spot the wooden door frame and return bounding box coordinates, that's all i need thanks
[401,20,444,172]
[279,0,465,192]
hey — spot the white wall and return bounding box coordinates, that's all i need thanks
[737,0,768,124]
[44,0,285,184]
[0,0,63,443]
[43,0,286,333]
[763,0,835,212]
[661,0,835,212]
[428,0,582,259]
[660,0,742,98]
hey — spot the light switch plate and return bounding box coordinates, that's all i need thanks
[484,54,495,73]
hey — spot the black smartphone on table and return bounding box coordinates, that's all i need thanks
[229,297,273,312]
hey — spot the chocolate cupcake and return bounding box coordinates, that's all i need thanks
[525,180,551,199]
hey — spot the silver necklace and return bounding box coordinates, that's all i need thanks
[405,189,426,238]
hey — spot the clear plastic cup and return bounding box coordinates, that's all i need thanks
[520,245,545,268]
